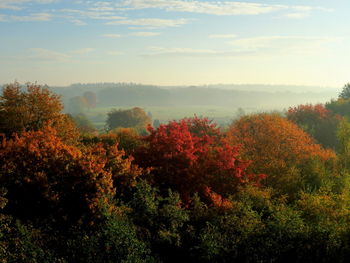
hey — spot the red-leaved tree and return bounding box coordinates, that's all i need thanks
[135,117,265,205]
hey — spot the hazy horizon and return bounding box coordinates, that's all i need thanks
[1,0,349,87]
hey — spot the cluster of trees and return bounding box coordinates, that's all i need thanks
[67,91,97,114]
[2,82,350,262]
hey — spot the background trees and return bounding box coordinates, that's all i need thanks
[106,107,151,134]
[83,91,97,110]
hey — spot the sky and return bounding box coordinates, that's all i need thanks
[0,0,349,87]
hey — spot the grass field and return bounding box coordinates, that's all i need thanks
[86,105,262,130]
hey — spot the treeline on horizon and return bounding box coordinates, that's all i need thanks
[46,82,337,109]
[2,82,350,262]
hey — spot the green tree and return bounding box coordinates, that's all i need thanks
[73,113,96,134]
[339,83,350,100]
[286,104,341,150]
[67,96,88,114]
[106,107,151,134]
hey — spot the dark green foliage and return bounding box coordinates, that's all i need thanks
[128,181,189,262]
[0,215,56,263]
[64,209,153,263]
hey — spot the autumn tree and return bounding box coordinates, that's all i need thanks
[228,113,336,196]
[287,104,341,150]
[0,82,79,143]
[0,125,144,226]
[106,107,151,134]
[0,82,61,135]
[134,117,265,205]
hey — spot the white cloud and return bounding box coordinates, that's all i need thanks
[102,33,123,38]
[130,31,160,37]
[209,34,237,39]
[106,18,190,28]
[119,0,330,16]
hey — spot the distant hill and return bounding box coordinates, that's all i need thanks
[49,83,339,110]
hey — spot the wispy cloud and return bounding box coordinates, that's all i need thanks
[143,46,253,57]
[60,8,125,21]
[1,12,52,22]
[107,51,124,56]
[130,31,160,37]
[28,48,70,61]
[70,19,87,26]
[0,0,58,10]
[119,0,330,16]
[102,33,123,38]
[143,35,342,58]
[106,18,190,28]
[282,12,310,19]
[71,48,95,54]
[209,34,237,39]
[228,35,342,56]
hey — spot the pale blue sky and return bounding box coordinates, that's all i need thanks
[1,0,349,87]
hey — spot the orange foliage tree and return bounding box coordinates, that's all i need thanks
[135,117,265,205]
[0,126,142,225]
[0,82,79,143]
[227,113,336,194]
